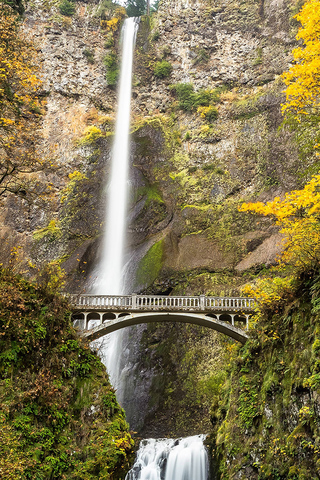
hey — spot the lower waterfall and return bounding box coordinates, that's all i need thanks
[126,435,209,480]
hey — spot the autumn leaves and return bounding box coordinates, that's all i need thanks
[0,4,45,197]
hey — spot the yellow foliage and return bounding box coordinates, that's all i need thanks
[197,106,211,118]
[242,276,295,315]
[0,4,46,196]
[240,175,320,270]
[33,219,62,241]
[281,0,320,116]
[60,170,88,204]
[77,125,104,145]
[101,17,119,32]
[114,6,126,19]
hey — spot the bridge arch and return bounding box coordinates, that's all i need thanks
[73,311,249,344]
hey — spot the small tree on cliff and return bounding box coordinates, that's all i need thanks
[125,0,149,16]
[281,0,320,159]
[281,0,320,118]
[0,4,47,198]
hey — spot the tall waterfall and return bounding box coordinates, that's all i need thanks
[96,17,138,295]
[126,435,209,480]
[94,17,139,398]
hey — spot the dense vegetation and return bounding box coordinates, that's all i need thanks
[0,269,133,479]
[209,3,320,477]
[212,269,320,479]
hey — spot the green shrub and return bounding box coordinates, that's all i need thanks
[198,105,219,122]
[83,48,95,64]
[59,0,75,16]
[104,33,114,48]
[171,83,216,112]
[104,52,119,86]
[171,83,195,111]
[152,30,160,41]
[193,48,209,65]
[154,60,173,78]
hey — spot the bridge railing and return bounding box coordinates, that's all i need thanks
[68,294,255,312]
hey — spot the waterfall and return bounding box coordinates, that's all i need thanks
[96,17,138,295]
[93,17,139,398]
[126,435,209,480]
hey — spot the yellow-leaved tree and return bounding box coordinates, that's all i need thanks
[239,175,320,311]
[240,175,320,270]
[282,0,320,117]
[0,3,46,197]
[239,0,320,307]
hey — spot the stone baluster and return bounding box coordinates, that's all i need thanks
[200,294,205,311]
[132,294,137,309]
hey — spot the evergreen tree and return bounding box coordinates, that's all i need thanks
[151,0,160,12]
[125,0,147,16]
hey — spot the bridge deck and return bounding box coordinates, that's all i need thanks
[69,294,255,313]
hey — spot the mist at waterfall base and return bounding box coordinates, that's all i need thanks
[91,17,139,409]
[126,435,209,480]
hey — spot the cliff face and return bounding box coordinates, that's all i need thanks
[1,0,116,291]
[0,0,309,292]
[129,0,305,293]
[0,0,318,443]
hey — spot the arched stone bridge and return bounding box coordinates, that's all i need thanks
[69,294,256,344]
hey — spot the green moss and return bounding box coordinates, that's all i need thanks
[151,30,160,41]
[136,239,164,288]
[212,270,320,479]
[132,114,181,153]
[0,268,133,479]
[104,52,119,86]
[33,220,62,242]
[252,46,263,66]
[154,60,172,78]
[83,48,95,64]
[137,184,164,206]
[231,90,264,119]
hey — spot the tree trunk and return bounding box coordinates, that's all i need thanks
[147,0,150,15]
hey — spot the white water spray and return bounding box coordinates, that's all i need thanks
[125,435,209,480]
[93,17,139,396]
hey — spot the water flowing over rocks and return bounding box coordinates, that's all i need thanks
[126,435,209,480]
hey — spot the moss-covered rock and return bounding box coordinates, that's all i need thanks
[0,268,133,479]
[210,269,320,479]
